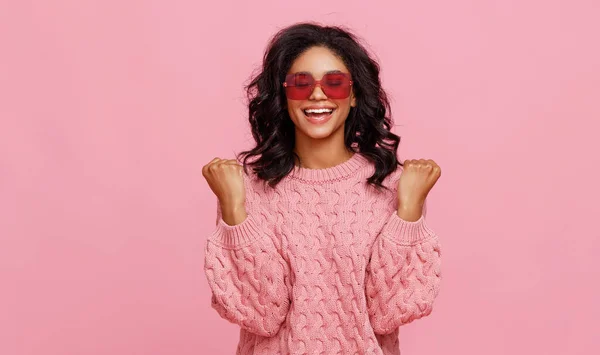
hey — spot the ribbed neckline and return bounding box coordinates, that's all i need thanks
[289,152,370,183]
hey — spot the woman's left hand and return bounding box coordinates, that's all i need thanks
[397,159,442,221]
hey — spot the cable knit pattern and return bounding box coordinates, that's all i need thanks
[204,153,442,354]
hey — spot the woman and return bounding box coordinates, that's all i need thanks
[202,22,442,354]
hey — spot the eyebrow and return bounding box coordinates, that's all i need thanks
[294,70,345,75]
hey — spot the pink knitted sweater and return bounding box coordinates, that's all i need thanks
[204,153,442,354]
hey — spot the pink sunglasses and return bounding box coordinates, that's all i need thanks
[283,72,353,100]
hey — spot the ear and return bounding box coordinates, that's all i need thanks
[350,91,357,107]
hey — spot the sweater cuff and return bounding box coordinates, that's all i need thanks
[381,211,436,246]
[208,214,262,249]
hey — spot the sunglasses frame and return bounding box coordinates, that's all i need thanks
[282,72,353,100]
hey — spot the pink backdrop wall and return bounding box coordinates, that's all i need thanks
[1,1,599,354]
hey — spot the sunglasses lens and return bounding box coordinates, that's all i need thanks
[284,73,351,100]
[321,73,352,99]
[284,73,314,100]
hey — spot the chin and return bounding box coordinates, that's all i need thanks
[299,122,342,140]
[303,129,334,140]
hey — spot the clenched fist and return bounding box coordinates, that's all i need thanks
[397,159,441,221]
[202,158,247,225]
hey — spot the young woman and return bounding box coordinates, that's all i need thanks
[202,22,442,354]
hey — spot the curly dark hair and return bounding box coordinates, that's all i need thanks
[237,22,402,189]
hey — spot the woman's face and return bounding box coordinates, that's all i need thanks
[285,46,356,142]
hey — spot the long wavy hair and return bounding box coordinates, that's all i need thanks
[237,22,402,190]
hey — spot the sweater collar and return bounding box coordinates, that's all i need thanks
[288,152,370,183]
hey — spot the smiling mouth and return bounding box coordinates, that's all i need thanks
[303,108,335,117]
[302,108,335,124]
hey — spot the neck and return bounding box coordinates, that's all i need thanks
[293,131,354,169]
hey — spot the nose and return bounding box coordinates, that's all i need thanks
[308,83,327,100]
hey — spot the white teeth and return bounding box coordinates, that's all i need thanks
[304,108,333,114]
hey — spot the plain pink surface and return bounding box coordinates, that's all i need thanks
[1,1,599,354]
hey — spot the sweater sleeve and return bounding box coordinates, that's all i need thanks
[365,205,442,335]
[203,201,292,337]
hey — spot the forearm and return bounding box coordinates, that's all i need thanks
[205,208,291,337]
[366,212,441,334]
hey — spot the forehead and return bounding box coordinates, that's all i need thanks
[288,46,350,76]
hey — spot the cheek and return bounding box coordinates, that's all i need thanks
[286,101,303,122]
[333,99,352,116]
[285,100,294,111]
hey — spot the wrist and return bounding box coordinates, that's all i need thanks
[397,203,423,222]
[219,198,244,211]
[219,201,247,226]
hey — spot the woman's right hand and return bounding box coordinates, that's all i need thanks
[202,158,247,225]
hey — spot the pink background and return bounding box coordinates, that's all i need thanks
[1,1,599,354]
